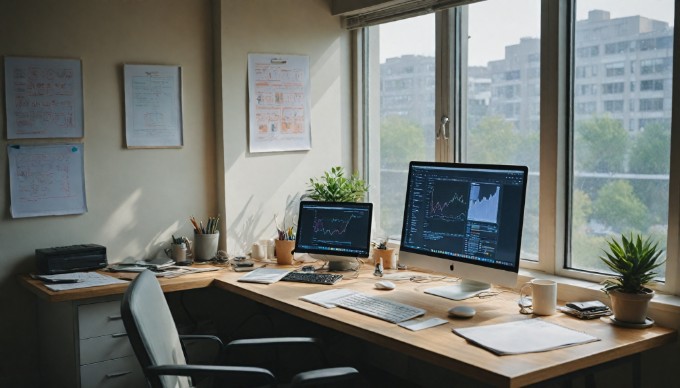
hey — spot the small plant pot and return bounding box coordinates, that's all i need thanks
[608,288,654,324]
[373,248,396,269]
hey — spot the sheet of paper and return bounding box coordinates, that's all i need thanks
[237,268,291,284]
[42,272,127,291]
[453,318,600,356]
[399,318,448,331]
[299,288,358,309]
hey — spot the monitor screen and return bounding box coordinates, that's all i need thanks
[294,201,373,259]
[399,162,528,296]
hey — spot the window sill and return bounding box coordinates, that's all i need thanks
[518,269,680,330]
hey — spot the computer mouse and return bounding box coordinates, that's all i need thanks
[374,280,396,290]
[448,305,476,319]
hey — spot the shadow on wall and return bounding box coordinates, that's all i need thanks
[228,193,303,257]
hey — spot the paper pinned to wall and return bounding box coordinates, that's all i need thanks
[8,143,87,218]
[247,53,311,153]
[124,64,183,148]
[4,56,84,139]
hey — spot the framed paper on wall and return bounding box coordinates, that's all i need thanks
[8,143,87,218]
[4,56,84,139]
[124,64,183,148]
[247,53,311,153]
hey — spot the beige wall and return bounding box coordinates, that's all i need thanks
[217,0,352,255]
[0,0,215,385]
[0,0,351,385]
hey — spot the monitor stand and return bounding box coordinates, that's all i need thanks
[424,279,490,301]
[308,254,359,272]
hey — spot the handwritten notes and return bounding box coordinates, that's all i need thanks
[124,64,183,148]
[4,57,84,139]
[8,143,87,218]
[248,54,311,153]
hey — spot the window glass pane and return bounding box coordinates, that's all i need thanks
[571,2,673,279]
[464,0,541,261]
[369,14,436,239]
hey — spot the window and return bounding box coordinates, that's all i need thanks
[569,1,673,281]
[366,14,436,239]
[359,0,678,294]
[640,79,665,91]
[464,0,540,261]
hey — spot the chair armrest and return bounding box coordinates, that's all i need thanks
[226,336,320,348]
[179,334,224,347]
[291,367,361,387]
[147,364,275,386]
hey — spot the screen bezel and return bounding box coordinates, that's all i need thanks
[294,201,374,258]
[398,161,528,274]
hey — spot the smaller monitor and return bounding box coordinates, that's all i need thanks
[294,201,373,271]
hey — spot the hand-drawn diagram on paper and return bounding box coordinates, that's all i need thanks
[124,64,183,148]
[8,143,87,218]
[248,54,311,153]
[4,57,84,139]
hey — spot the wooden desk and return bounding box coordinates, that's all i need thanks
[211,265,677,388]
[20,267,227,388]
[19,268,224,302]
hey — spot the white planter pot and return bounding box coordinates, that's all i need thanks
[609,288,654,324]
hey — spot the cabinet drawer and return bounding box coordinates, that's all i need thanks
[80,356,145,388]
[79,300,125,339]
[80,333,134,365]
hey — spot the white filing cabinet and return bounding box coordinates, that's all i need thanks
[38,295,145,388]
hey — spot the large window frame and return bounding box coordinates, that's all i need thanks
[355,0,680,296]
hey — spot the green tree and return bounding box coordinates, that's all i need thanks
[571,189,593,232]
[629,123,671,174]
[592,180,648,232]
[380,115,426,169]
[574,115,629,173]
[467,115,521,165]
[628,123,671,225]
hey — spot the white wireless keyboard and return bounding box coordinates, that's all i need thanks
[332,292,426,323]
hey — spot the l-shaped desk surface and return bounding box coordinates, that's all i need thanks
[20,264,677,387]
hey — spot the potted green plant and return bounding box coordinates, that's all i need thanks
[306,166,368,202]
[599,233,665,324]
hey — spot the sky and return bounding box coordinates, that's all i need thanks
[379,0,675,66]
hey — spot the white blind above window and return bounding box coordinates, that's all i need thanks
[332,0,483,29]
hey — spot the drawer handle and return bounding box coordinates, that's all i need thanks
[106,370,132,378]
[111,332,128,338]
[108,315,122,320]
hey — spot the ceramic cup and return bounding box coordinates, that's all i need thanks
[274,239,295,265]
[519,279,557,315]
[165,243,187,263]
[193,232,219,261]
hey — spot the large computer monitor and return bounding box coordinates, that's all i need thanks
[399,162,528,300]
[294,201,373,271]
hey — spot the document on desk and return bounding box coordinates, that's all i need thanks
[237,268,290,284]
[452,319,600,356]
[300,289,358,308]
[40,272,127,291]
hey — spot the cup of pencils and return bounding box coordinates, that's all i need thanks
[190,215,220,262]
[274,222,296,265]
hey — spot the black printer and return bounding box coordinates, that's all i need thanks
[35,244,108,274]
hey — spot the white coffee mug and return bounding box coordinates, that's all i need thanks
[251,242,266,260]
[520,279,557,315]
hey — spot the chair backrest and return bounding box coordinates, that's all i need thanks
[121,270,192,388]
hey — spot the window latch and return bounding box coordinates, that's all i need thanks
[437,115,449,140]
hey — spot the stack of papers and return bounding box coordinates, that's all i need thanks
[237,268,291,284]
[299,288,358,308]
[453,319,599,355]
[36,272,127,291]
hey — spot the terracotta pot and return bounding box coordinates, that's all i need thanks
[608,288,654,324]
[274,239,295,265]
[373,248,396,269]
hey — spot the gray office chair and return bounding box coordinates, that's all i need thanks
[121,270,361,388]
